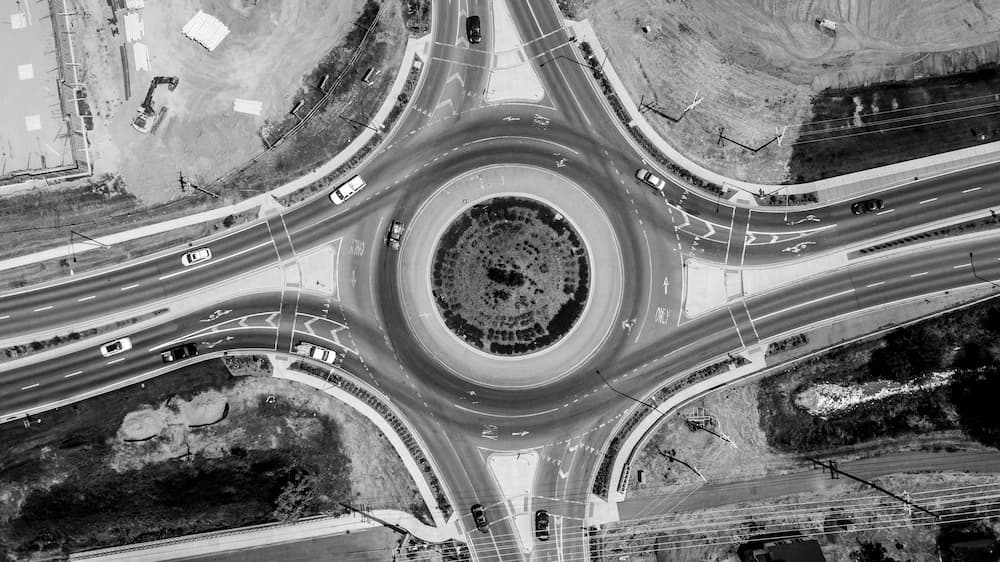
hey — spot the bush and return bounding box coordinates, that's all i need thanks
[867,324,947,381]
[951,366,1000,449]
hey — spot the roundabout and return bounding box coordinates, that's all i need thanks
[396,164,625,389]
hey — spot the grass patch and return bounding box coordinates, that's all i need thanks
[788,66,1000,183]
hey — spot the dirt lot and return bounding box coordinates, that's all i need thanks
[75,0,364,203]
[0,360,423,558]
[574,0,1000,183]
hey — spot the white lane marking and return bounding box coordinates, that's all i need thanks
[866,281,885,288]
[452,403,558,418]
[910,271,929,278]
[77,295,96,302]
[876,209,894,216]
[106,357,126,365]
[21,383,39,391]
[755,288,855,321]
[120,284,139,291]
[962,187,982,193]
[63,371,83,378]
[158,240,273,281]
[953,263,972,269]
[33,305,53,312]
[918,198,938,205]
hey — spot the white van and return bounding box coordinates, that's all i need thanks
[329,175,366,205]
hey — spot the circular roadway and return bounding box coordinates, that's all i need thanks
[397,164,624,389]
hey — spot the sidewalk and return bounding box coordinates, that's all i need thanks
[0,35,430,274]
[70,509,457,561]
[569,19,1000,206]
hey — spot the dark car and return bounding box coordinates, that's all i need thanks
[466,15,482,44]
[386,220,404,250]
[161,343,198,363]
[535,509,550,541]
[471,504,489,533]
[851,198,884,215]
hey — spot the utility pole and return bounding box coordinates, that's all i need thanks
[656,446,706,482]
[189,181,219,199]
[806,456,940,520]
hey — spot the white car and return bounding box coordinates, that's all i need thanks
[100,337,132,357]
[635,168,666,191]
[295,342,338,365]
[329,175,366,205]
[181,247,212,267]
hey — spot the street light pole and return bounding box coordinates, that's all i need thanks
[969,252,1000,290]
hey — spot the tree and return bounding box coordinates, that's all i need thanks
[955,340,993,369]
[951,365,1000,449]
[272,473,318,522]
[868,324,946,381]
[853,540,900,562]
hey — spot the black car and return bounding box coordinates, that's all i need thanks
[851,198,884,215]
[161,343,198,363]
[466,15,482,44]
[470,504,489,533]
[535,509,550,541]
[386,219,404,250]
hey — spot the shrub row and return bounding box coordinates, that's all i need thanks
[289,361,451,521]
[765,333,809,356]
[857,214,1000,255]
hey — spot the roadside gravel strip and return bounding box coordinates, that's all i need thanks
[397,164,624,389]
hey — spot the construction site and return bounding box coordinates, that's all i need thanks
[576,0,1000,183]
[57,0,370,204]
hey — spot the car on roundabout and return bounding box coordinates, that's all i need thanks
[470,504,489,533]
[295,342,339,365]
[386,220,404,250]
[535,509,550,541]
[635,168,666,191]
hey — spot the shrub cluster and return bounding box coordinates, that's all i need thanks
[765,333,809,356]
